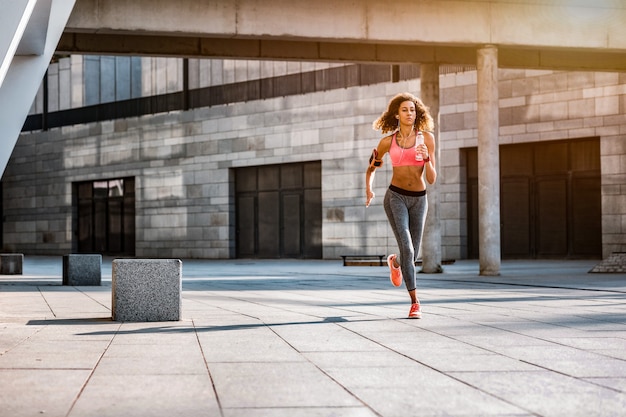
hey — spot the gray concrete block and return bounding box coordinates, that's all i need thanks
[62,254,102,286]
[0,253,23,275]
[112,259,182,322]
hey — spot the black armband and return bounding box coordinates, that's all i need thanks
[369,148,383,168]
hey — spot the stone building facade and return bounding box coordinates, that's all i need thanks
[2,56,625,260]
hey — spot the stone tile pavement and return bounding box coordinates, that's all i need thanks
[1,257,625,417]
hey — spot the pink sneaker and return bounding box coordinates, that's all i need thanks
[387,254,402,287]
[408,302,422,319]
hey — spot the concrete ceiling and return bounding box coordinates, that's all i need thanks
[56,0,626,72]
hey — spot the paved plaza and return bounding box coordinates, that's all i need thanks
[1,256,625,417]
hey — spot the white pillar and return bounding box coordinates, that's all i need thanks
[420,63,442,273]
[0,0,77,177]
[477,45,501,276]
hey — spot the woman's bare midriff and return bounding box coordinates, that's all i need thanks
[390,166,426,192]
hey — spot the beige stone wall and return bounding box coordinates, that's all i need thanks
[438,69,626,259]
[8,68,626,259]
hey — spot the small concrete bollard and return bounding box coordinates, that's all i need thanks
[0,254,23,275]
[63,254,102,286]
[112,259,182,322]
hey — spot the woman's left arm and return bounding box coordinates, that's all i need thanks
[423,131,437,184]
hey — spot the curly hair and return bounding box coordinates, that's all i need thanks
[372,92,434,134]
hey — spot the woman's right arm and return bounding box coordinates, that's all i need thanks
[366,163,377,207]
[365,138,389,207]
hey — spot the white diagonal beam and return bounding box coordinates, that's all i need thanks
[0,0,76,177]
[0,0,38,88]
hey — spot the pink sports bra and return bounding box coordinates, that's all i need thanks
[389,131,425,167]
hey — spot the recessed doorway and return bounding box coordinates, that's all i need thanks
[235,161,322,259]
[74,177,135,256]
[466,138,601,259]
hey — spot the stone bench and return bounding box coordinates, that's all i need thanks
[0,253,23,275]
[62,254,102,286]
[415,259,456,266]
[340,255,457,268]
[341,254,386,266]
[112,259,182,322]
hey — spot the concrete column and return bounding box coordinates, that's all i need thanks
[477,45,501,275]
[419,63,442,273]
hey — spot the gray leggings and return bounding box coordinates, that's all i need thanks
[383,186,428,291]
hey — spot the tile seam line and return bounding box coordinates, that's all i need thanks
[423,278,626,294]
[0,325,47,356]
[337,320,542,417]
[192,318,225,417]
[63,321,122,417]
[185,291,384,323]
[445,312,626,363]
[518,359,626,394]
[37,285,57,318]
[73,286,111,312]
[393,312,626,395]
[263,320,385,417]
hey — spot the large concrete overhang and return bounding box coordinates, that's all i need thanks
[56,34,626,72]
[57,0,626,72]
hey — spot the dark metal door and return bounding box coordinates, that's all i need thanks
[282,192,302,257]
[76,178,135,256]
[236,195,256,258]
[535,177,568,257]
[501,178,531,257]
[258,190,280,257]
[466,138,601,259]
[235,161,322,259]
[570,173,602,256]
